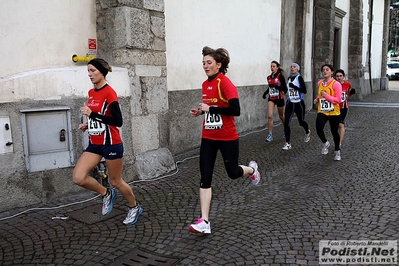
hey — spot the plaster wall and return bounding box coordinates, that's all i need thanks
[0,0,133,101]
[0,0,136,105]
[0,67,130,103]
[164,0,282,91]
[0,0,96,78]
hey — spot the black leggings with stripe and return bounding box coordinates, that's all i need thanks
[284,100,309,143]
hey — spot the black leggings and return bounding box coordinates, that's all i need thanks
[199,138,244,188]
[316,113,340,151]
[284,100,309,143]
[340,108,349,124]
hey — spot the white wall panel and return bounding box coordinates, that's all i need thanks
[0,0,108,102]
[361,0,384,79]
[164,0,282,91]
[371,1,384,78]
[0,0,96,78]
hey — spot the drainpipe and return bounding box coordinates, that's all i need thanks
[368,0,374,92]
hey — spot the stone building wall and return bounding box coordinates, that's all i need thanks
[95,0,176,180]
[348,0,364,80]
[313,0,336,80]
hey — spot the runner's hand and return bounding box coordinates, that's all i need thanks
[78,123,88,132]
[81,102,92,117]
[262,88,269,99]
[190,108,202,117]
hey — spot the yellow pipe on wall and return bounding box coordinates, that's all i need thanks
[72,54,95,63]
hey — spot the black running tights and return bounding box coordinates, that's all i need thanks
[316,113,340,151]
[199,138,244,188]
[284,100,309,143]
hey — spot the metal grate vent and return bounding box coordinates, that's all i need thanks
[68,204,125,224]
[108,248,181,266]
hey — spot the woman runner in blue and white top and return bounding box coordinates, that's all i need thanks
[282,62,311,150]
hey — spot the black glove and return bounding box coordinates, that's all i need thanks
[262,89,269,99]
[349,88,356,95]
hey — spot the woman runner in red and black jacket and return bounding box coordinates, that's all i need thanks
[73,58,143,226]
[262,61,287,142]
[335,69,355,148]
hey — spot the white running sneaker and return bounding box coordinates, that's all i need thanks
[265,133,273,142]
[304,130,311,143]
[102,188,116,215]
[321,141,330,155]
[282,142,292,151]
[123,204,144,225]
[248,160,260,185]
[188,217,211,234]
[334,150,341,161]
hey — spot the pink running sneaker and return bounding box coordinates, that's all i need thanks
[188,217,211,234]
[248,160,260,185]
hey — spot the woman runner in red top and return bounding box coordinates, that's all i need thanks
[334,69,355,148]
[262,61,287,142]
[188,46,261,234]
[72,58,143,225]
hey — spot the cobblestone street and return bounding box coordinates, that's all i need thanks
[1,88,399,265]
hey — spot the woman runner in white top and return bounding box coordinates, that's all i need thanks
[282,62,311,150]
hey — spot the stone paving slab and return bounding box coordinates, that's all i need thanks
[1,89,399,265]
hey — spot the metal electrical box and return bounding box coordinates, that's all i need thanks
[21,107,74,172]
[0,116,13,154]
